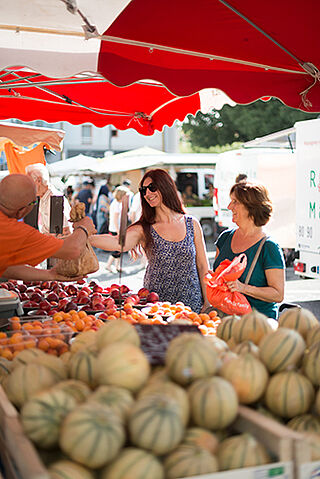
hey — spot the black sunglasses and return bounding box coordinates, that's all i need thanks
[139,183,158,196]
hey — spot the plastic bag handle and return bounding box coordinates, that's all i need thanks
[215,253,247,282]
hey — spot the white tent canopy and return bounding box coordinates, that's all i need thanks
[49,147,217,177]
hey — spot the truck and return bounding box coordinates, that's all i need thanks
[175,168,217,238]
[294,118,320,278]
[214,144,296,264]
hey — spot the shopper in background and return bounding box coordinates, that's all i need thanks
[25,163,71,235]
[122,179,134,206]
[74,180,93,215]
[104,186,129,273]
[91,169,210,313]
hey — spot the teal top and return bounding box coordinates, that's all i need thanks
[213,228,285,319]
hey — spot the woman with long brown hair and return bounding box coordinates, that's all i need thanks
[90,169,210,313]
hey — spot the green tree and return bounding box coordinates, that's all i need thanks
[182,99,318,149]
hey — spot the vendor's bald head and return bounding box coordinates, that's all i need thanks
[0,174,37,219]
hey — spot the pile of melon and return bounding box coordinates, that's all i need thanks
[216,307,320,459]
[0,318,278,479]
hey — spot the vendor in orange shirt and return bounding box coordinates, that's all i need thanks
[0,174,96,281]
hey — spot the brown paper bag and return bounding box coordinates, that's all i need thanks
[55,202,99,277]
[56,241,99,277]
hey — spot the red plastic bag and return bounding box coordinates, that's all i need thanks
[204,254,252,316]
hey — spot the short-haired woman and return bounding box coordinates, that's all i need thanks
[213,181,285,319]
[90,169,210,313]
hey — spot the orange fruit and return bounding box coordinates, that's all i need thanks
[78,311,87,319]
[209,310,218,319]
[1,348,13,360]
[75,319,85,331]
[38,338,50,351]
[53,313,64,322]
[47,348,58,356]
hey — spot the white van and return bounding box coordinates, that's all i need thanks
[214,146,296,260]
[175,168,217,237]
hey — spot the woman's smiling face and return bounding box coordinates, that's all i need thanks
[142,177,162,208]
[228,193,249,225]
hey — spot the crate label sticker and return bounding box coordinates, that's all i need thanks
[254,467,285,479]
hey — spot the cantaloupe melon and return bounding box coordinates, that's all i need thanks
[164,444,218,478]
[33,354,68,382]
[87,385,134,423]
[219,353,269,404]
[183,428,219,454]
[218,433,271,470]
[129,394,184,455]
[100,447,165,479]
[216,315,240,342]
[259,328,305,373]
[205,336,229,356]
[12,348,45,368]
[59,351,72,364]
[49,460,95,479]
[21,389,76,448]
[59,403,125,469]
[137,381,189,426]
[96,319,140,349]
[233,341,259,358]
[68,350,98,388]
[70,330,97,353]
[165,333,219,385]
[265,371,315,418]
[147,367,171,385]
[306,325,320,348]
[287,415,320,433]
[6,363,59,408]
[98,342,150,393]
[54,379,91,404]
[188,376,238,430]
[278,307,318,339]
[303,342,320,386]
[217,351,238,375]
[233,310,272,345]
[0,357,13,383]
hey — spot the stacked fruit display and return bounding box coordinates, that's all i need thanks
[215,307,320,459]
[0,320,277,479]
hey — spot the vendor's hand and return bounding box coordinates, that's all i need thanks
[75,216,96,236]
[226,279,245,293]
[47,265,87,282]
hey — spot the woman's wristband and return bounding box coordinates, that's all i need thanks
[75,225,89,239]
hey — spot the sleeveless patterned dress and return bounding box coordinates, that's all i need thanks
[143,215,203,313]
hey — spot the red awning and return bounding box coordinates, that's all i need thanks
[98,0,320,112]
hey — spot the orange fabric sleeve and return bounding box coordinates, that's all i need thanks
[0,211,63,276]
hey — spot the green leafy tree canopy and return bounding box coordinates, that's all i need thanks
[182,98,318,149]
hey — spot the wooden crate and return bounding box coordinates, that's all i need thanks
[0,386,48,479]
[292,431,320,479]
[181,406,295,479]
[0,386,295,479]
